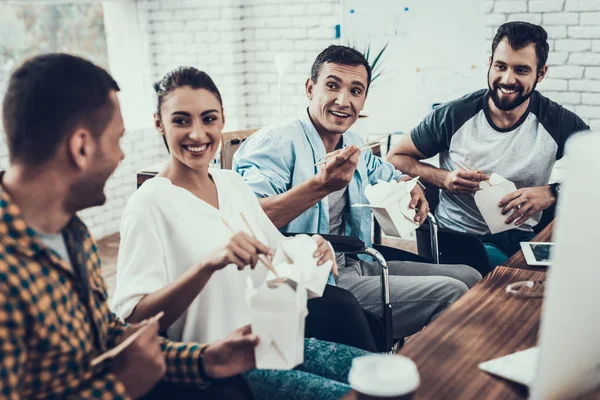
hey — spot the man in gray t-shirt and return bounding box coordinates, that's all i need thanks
[387,22,589,268]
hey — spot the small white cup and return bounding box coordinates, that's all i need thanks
[348,354,420,399]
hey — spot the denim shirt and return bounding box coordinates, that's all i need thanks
[233,112,405,283]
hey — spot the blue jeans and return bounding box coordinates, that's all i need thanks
[245,338,368,400]
[479,229,535,268]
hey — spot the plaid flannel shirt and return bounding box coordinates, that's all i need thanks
[0,186,208,399]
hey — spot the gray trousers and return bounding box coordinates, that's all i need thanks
[336,259,482,338]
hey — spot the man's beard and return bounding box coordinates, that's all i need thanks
[64,152,114,213]
[488,69,537,111]
[65,173,108,213]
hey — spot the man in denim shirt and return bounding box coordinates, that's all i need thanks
[233,45,482,339]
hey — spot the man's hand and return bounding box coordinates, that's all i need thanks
[311,234,338,277]
[206,231,274,272]
[111,320,166,399]
[316,145,361,193]
[499,186,556,226]
[203,325,259,379]
[443,170,490,195]
[399,176,430,224]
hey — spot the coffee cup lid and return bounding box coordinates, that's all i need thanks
[348,354,420,397]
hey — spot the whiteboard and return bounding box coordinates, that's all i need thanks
[342,0,488,135]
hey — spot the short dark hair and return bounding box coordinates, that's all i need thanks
[310,45,372,90]
[154,66,222,117]
[491,21,549,72]
[2,53,120,165]
[153,67,223,151]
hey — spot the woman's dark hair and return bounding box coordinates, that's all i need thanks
[491,21,549,72]
[153,67,223,151]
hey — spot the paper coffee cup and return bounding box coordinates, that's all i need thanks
[348,354,420,399]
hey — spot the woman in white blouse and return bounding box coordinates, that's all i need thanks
[111,67,371,400]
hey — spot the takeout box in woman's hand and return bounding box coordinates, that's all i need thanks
[266,234,332,299]
[246,280,307,370]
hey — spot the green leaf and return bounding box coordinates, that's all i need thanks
[371,42,388,71]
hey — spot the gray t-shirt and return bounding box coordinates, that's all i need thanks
[37,231,72,271]
[328,187,349,269]
[328,186,362,271]
[411,89,589,236]
[328,187,347,236]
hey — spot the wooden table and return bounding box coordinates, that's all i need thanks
[400,221,600,399]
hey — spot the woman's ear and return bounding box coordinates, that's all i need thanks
[154,113,164,134]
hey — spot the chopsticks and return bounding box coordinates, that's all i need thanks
[315,134,391,167]
[454,159,492,187]
[221,214,284,284]
[91,311,165,367]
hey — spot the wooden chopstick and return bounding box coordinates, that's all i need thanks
[317,134,391,166]
[238,213,283,280]
[454,159,492,187]
[222,216,283,283]
[315,140,384,167]
[358,141,383,152]
[91,311,165,367]
[458,160,476,172]
[454,160,467,171]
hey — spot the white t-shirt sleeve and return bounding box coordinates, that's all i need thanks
[110,209,168,320]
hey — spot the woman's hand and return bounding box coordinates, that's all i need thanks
[311,234,338,277]
[206,232,273,272]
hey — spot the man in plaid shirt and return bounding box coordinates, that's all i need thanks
[0,54,258,399]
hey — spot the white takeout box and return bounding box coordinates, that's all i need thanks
[266,234,332,299]
[351,178,420,238]
[474,173,534,234]
[247,280,307,370]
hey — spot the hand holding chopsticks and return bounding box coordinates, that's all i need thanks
[221,214,284,284]
[454,159,492,187]
[442,158,491,195]
[91,311,165,367]
[315,133,391,166]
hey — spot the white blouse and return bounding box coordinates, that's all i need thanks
[111,169,284,343]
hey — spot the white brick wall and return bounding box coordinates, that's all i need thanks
[139,0,598,131]
[485,0,600,124]
[3,0,597,240]
[0,1,169,240]
[139,0,339,129]
[240,0,339,127]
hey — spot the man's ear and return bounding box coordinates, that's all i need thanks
[488,56,492,67]
[154,113,164,134]
[537,65,548,84]
[67,128,96,171]
[305,78,314,100]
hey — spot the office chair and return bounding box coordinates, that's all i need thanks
[224,130,442,352]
